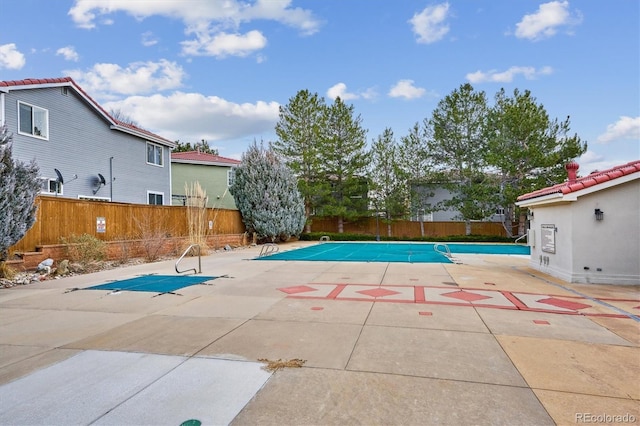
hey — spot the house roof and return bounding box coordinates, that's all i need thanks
[517,160,640,203]
[171,151,241,166]
[0,77,175,148]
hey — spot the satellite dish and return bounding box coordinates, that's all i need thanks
[54,168,64,184]
[98,173,106,185]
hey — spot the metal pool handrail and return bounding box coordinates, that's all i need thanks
[434,243,452,258]
[259,243,279,257]
[176,244,202,274]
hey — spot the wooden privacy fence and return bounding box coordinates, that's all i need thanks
[10,196,246,253]
[310,217,510,238]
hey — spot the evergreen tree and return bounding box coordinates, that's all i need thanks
[369,128,408,236]
[320,97,370,233]
[427,83,498,234]
[272,89,326,232]
[0,125,40,266]
[485,88,587,236]
[398,121,433,219]
[173,139,219,155]
[229,142,305,242]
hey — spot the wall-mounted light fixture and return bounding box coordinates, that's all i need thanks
[594,208,604,221]
[527,210,534,220]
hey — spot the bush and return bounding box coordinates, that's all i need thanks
[300,232,515,243]
[61,233,107,264]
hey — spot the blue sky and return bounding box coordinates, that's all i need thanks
[1,0,638,173]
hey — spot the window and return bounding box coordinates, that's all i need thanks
[39,177,62,195]
[146,142,163,166]
[227,168,235,187]
[18,102,49,139]
[148,191,164,205]
[495,207,505,216]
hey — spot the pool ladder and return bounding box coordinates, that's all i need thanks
[259,243,279,257]
[175,244,202,274]
[434,243,452,259]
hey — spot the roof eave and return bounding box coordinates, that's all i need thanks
[111,124,176,148]
[171,158,238,167]
[516,192,566,208]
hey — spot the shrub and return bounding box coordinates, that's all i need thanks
[61,233,107,264]
[299,232,514,243]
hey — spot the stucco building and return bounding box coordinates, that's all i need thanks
[516,160,640,285]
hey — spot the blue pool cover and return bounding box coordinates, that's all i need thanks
[86,275,217,293]
[257,242,530,263]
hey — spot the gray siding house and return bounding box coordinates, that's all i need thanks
[411,182,504,222]
[0,77,175,205]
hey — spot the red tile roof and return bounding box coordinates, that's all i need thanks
[171,151,240,165]
[517,160,640,201]
[0,77,174,147]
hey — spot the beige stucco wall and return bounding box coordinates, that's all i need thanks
[526,179,639,284]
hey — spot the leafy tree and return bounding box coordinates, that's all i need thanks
[0,125,40,267]
[320,97,370,233]
[485,88,587,236]
[173,139,219,155]
[427,83,498,234]
[229,142,305,242]
[272,89,326,232]
[369,128,408,236]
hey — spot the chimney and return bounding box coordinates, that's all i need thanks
[196,145,200,154]
[565,161,579,183]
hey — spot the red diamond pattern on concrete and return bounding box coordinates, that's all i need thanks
[278,285,318,295]
[442,290,492,302]
[537,297,591,311]
[357,288,400,298]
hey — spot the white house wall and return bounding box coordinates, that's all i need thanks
[570,180,639,284]
[527,179,639,285]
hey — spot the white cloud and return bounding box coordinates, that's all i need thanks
[56,46,80,62]
[68,0,321,58]
[327,83,375,101]
[466,66,553,83]
[65,59,186,98]
[597,116,640,144]
[104,91,280,143]
[141,31,158,47]
[409,3,450,44]
[578,151,626,175]
[514,1,582,41]
[388,79,426,100]
[0,43,26,70]
[181,30,267,58]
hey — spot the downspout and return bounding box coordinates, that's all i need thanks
[110,156,114,201]
[0,92,5,125]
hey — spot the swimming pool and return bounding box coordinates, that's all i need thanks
[257,242,530,263]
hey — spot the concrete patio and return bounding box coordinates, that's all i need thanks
[0,241,638,425]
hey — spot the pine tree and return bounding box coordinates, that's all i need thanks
[485,88,587,236]
[272,90,326,232]
[230,142,305,242]
[369,128,408,236]
[0,125,40,265]
[320,97,370,233]
[398,121,433,219]
[427,83,498,235]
